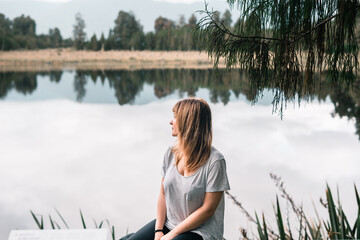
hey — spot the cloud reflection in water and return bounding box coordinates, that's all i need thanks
[0,98,359,240]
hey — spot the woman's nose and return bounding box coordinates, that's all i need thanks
[170,120,173,125]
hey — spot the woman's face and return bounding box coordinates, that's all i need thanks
[170,114,178,137]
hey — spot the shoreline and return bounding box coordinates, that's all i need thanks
[0,48,225,71]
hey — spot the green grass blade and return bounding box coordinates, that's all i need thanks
[355,184,360,217]
[53,220,61,229]
[337,186,349,239]
[49,215,55,229]
[305,218,316,239]
[304,225,309,240]
[105,219,115,240]
[80,209,86,229]
[40,215,44,229]
[356,217,360,240]
[298,212,303,240]
[306,217,321,240]
[276,196,287,240]
[262,213,269,240]
[324,220,330,232]
[353,184,360,238]
[340,207,345,239]
[352,219,357,237]
[30,210,43,229]
[315,225,321,240]
[99,220,104,229]
[93,219,98,228]
[355,184,360,207]
[326,185,339,239]
[111,226,115,240]
[255,212,265,240]
[54,208,69,229]
[341,209,353,238]
[305,216,322,240]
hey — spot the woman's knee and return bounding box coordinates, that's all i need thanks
[172,232,203,240]
[126,219,156,240]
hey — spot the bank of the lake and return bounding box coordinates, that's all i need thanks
[0,49,226,71]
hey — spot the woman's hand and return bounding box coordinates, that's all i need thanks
[160,230,178,240]
[154,231,164,240]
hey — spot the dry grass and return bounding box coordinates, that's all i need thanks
[0,48,226,71]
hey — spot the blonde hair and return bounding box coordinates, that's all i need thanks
[172,98,212,172]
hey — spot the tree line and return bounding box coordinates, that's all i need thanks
[0,13,72,50]
[0,9,232,51]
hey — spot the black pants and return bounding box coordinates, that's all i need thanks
[127,219,203,240]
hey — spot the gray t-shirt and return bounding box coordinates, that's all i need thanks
[161,146,230,240]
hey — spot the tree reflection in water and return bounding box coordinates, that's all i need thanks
[74,71,87,102]
[0,69,359,139]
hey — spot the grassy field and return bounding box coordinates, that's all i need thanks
[0,48,225,71]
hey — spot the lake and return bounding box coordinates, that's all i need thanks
[0,69,359,240]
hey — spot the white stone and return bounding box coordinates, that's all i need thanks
[8,229,110,240]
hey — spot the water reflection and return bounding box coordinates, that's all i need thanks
[1,69,359,140]
[0,69,359,240]
[331,89,360,139]
[0,99,359,240]
[74,72,87,102]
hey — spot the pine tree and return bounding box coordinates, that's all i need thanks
[89,34,98,51]
[99,33,105,51]
[196,0,360,113]
[49,28,62,48]
[113,11,143,50]
[73,13,86,50]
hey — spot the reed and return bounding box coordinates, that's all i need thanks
[226,173,360,240]
[31,174,359,240]
[30,208,116,240]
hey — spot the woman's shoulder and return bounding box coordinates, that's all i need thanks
[162,146,174,173]
[208,146,225,165]
[164,145,174,159]
[165,145,173,154]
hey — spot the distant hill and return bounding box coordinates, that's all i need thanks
[0,0,237,39]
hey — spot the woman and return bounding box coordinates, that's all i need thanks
[129,98,230,240]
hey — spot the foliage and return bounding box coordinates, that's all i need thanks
[99,33,105,51]
[0,10,202,51]
[49,28,62,48]
[226,173,360,239]
[221,9,232,29]
[110,11,144,50]
[155,16,175,32]
[0,13,12,51]
[73,12,86,50]
[12,14,36,36]
[30,208,116,240]
[89,34,99,51]
[29,174,360,240]
[195,0,360,115]
[0,12,72,50]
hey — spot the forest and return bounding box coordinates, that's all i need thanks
[0,10,231,51]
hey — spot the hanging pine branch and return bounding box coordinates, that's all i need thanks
[195,0,360,115]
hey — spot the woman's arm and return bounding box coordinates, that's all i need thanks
[155,178,167,240]
[160,191,223,240]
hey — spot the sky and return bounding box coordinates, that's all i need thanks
[5,0,205,2]
[38,0,205,2]
[0,0,237,38]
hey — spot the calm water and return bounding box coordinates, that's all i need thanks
[0,69,359,240]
